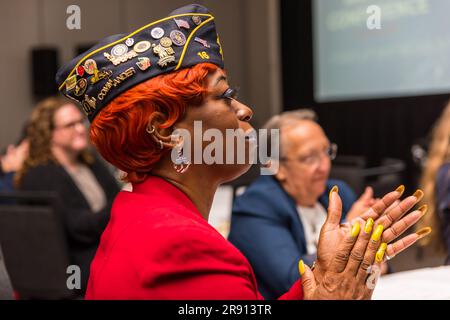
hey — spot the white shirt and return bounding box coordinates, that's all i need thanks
[296,202,327,255]
[65,163,107,213]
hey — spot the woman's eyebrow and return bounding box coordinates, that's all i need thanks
[214,75,227,86]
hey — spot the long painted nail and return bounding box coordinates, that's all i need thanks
[413,189,424,202]
[351,222,361,237]
[395,185,405,196]
[375,243,388,262]
[298,260,305,276]
[418,204,428,216]
[364,218,374,234]
[371,225,384,242]
[329,185,339,200]
[416,227,432,239]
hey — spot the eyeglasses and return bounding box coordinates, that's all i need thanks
[282,143,338,167]
[54,118,88,131]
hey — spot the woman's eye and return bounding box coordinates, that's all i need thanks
[219,87,239,101]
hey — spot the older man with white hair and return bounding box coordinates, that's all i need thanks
[228,109,375,299]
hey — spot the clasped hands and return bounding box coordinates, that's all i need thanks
[299,185,431,300]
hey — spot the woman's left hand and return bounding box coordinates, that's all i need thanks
[313,185,426,285]
[346,186,376,221]
[301,185,430,299]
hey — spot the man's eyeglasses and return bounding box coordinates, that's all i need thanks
[281,143,338,167]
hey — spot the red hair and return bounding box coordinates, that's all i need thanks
[90,63,219,183]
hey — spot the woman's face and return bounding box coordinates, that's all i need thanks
[175,68,255,183]
[52,103,88,154]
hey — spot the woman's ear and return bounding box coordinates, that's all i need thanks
[146,112,177,149]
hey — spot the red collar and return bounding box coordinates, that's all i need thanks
[131,175,205,221]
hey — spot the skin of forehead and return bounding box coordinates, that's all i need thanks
[281,120,328,157]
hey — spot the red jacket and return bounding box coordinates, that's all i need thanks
[85,176,303,299]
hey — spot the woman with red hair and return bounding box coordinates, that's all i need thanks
[56,4,430,299]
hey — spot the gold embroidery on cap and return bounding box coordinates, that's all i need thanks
[217,34,224,61]
[197,51,210,60]
[90,69,113,84]
[97,67,136,100]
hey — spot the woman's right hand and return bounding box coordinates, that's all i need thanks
[1,141,29,173]
[300,186,431,300]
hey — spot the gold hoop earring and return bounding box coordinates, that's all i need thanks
[146,125,155,134]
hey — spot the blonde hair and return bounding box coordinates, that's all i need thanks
[417,101,450,252]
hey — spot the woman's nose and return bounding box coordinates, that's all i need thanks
[234,100,253,122]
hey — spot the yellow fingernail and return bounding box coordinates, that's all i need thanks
[395,185,405,196]
[418,204,428,216]
[351,222,361,237]
[375,243,387,262]
[413,189,424,202]
[329,185,339,200]
[364,218,374,234]
[371,224,384,242]
[416,227,432,239]
[298,259,305,276]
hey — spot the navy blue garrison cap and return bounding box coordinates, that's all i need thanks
[56,4,225,122]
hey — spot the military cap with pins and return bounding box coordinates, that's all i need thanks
[55,4,225,122]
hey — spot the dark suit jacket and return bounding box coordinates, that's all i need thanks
[228,175,356,299]
[0,172,16,205]
[20,157,120,292]
[0,172,14,193]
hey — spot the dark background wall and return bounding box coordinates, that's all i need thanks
[280,0,449,189]
[0,0,283,149]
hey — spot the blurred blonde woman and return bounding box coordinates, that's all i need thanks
[15,96,120,293]
[418,102,450,263]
